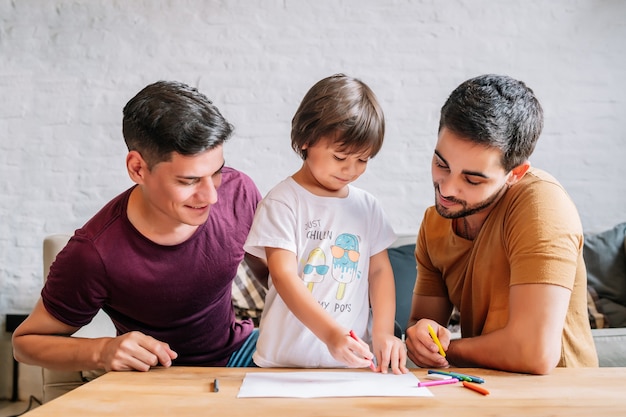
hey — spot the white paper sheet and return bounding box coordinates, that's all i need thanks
[237,371,433,398]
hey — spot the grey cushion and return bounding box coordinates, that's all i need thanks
[388,244,417,335]
[592,328,626,367]
[583,222,626,327]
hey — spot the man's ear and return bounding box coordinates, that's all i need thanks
[126,151,148,184]
[507,161,531,186]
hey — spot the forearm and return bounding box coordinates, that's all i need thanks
[13,333,111,371]
[369,274,396,336]
[447,327,560,374]
[448,284,569,375]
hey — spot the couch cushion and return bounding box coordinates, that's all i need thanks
[232,261,266,326]
[583,222,626,327]
[388,244,417,334]
[587,286,608,329]
[592,328,626,367]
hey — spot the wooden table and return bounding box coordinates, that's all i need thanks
[26,367,626,416]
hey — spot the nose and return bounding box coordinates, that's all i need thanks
[198,178,219,204]
[436,174,461,198]
[342,160,364,177]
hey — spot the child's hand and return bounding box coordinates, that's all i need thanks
[372,333,409,374]
[326,330,375,369]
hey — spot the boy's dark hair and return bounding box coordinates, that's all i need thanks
[439,74,544,172]
[122,80,233,169]
[291,74,385,159]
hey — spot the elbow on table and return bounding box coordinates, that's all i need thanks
[516,344,561,375]
[523,358,558,375]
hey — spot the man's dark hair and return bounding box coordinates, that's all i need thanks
[439,74,544,172]
[123,80,233,169]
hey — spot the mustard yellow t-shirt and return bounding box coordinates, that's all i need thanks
[415,168,598,367]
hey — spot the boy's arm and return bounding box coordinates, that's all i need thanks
[368,250,408,374]
[12,298,177,372]
[265,247,373,368]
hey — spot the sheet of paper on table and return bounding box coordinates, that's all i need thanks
[237,371,433,398]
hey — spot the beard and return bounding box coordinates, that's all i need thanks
[434,182,509,219]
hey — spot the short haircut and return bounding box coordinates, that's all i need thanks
[122,80,233,169]
[439,74,544,172]
[291,74,385,160]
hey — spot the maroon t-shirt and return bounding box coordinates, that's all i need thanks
[42,167,261,366]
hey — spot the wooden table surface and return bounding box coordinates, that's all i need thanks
[25,366,626,416]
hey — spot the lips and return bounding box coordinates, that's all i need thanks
[187,204,208,211]
[437,194,458,209]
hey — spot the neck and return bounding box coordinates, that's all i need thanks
[127,187,198,245]
[455,216,480,240]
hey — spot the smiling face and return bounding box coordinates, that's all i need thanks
[294,135,371,197]
[432,128,515,220]
[128,145,225,235]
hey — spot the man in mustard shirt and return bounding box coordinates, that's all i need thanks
[405,74,598,374]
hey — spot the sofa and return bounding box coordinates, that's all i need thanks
[388,223,626,367]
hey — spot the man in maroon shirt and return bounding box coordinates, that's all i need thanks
[13,81,268,372]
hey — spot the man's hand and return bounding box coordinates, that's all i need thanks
[99,331,178,372]
[405,319,450,368]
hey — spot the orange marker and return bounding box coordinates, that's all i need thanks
[462,381,490,396]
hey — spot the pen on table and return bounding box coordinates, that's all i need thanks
[213,378,219,393]
[417,378,459,388]
[427,324,446,357]
[348,330,377,371]
[462,381,490,396]
[427,369,485,384]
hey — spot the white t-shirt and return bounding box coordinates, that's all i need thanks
[244,177,396,367]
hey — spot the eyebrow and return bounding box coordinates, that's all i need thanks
[434,150,489,179]
[177,160,226,180]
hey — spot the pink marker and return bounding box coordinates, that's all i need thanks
[418,378,459,387]
[349,330,376,371]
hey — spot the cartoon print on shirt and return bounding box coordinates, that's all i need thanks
[331,233,360,300]
[302,247,329,291]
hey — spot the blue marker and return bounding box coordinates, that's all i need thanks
[427,369,485,384]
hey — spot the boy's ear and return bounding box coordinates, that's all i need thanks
[507,161,531,186]
[126,151,148,184]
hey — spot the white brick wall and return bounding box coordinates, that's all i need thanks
[1,0,625,399]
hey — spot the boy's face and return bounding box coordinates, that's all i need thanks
[139,146,225,228]
[299,136,370,197]
[432,127,512,219]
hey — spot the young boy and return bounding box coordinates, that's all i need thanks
[244,74,408,374]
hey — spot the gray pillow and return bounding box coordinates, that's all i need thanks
[583,222,626,327]
[388,244,417,335]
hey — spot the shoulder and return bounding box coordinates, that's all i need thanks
[222,167,260,193]
[78,187,134,241]
[218,166,262,205]
[260,177,302,205]
[345,186,386,212]
[501,167,583,239]
[512,168,570,199]
[507,168,580,221]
